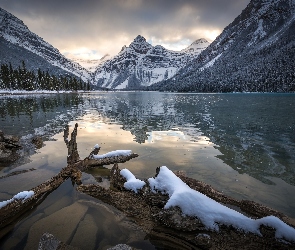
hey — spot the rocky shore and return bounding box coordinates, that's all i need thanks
[0,130,21,164]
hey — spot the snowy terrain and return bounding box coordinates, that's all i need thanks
[121,166,295,242]
[0,7,91,82]
[93,36,209,89]
[151,0,295,92]
[69,54,111,73]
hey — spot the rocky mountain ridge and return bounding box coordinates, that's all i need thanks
[93,35,209,89]
[150,0,295,92]
[0,7,91,82]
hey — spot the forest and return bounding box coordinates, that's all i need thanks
[0,61,90,91]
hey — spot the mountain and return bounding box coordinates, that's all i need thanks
[150,0,295,92]
[0,7,91,82]
[70,54,111,73]
[93,35,209,89]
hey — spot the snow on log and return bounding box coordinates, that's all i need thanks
[120,168,145,193]
[148,166,295,242]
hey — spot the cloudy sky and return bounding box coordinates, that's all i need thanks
[0,0,250,60]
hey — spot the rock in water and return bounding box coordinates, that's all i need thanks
[0,130,21,163]
[38,233,78,250]
[26,202,88,250]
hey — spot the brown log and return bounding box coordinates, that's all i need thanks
[0,123,138,232]
[77,164,295,250]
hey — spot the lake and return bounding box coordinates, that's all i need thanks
[0,92,295,249]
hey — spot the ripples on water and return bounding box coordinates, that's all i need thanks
[0,92,294,249]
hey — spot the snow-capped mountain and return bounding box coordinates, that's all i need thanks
[152,0,295,92]
[181,38,209,55]
[69,54,111,73]
[0,7,91,82]
[93,35,209,89]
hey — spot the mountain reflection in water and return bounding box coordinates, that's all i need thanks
[1,92,294,186]
[1,92,295,249]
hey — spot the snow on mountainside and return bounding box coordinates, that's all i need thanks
[93,35,209,89]
[0,7,91,82]
[70,54,111,73]
[181,38,209,55]
[152,0,295,92]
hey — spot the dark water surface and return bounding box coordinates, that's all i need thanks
[0,92,294,249]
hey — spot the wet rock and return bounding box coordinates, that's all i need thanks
[32,136,43,149]
[3,134,20,144]
[107,244,133,250]
[0,130,21,163]
[25,202,88,250]
[0,130,3,141]
[38,232,78,250]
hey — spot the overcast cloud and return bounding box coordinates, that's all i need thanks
[0,0,250,60]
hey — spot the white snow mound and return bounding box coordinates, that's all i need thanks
[146,166,295,242]
[120,169,145,193]
[92,150,132,159]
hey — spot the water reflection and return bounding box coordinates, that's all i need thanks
[80,92,295,186]
[1,92,295,186]
[1,92,295,249]
[0,94,85,138]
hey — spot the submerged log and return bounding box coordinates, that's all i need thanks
[77,164,295,250]
[2,123,294,249]
[0,123,138,232]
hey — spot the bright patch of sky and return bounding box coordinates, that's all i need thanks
[63,48,102,61]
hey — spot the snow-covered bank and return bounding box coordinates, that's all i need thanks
[0,89,91,95]
[120,166,295,242]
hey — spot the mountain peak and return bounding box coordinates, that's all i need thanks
[181,38,209,55]
[133,35,147,43]
[191,38,209,45]
[129,35,152,54]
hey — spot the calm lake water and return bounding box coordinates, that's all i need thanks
[0,92,295,249]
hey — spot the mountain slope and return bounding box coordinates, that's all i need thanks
[93,35,209,89]
[0,7,91,81]
[151,0,295,92]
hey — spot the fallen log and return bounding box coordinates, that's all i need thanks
[0,123,138,233]
[77,164,295,250]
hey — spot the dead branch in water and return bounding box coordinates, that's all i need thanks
[0,123,138,231]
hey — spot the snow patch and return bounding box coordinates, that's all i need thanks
[115,78,129,90]
[200,53,222,71]
[0,191,34,208]
[148,166,295,242]
[120,169,145,193]
[92,150,132,159]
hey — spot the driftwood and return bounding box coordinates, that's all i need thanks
[1,123,295,249]
[77,164,295,250]
[0,123,138,233]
